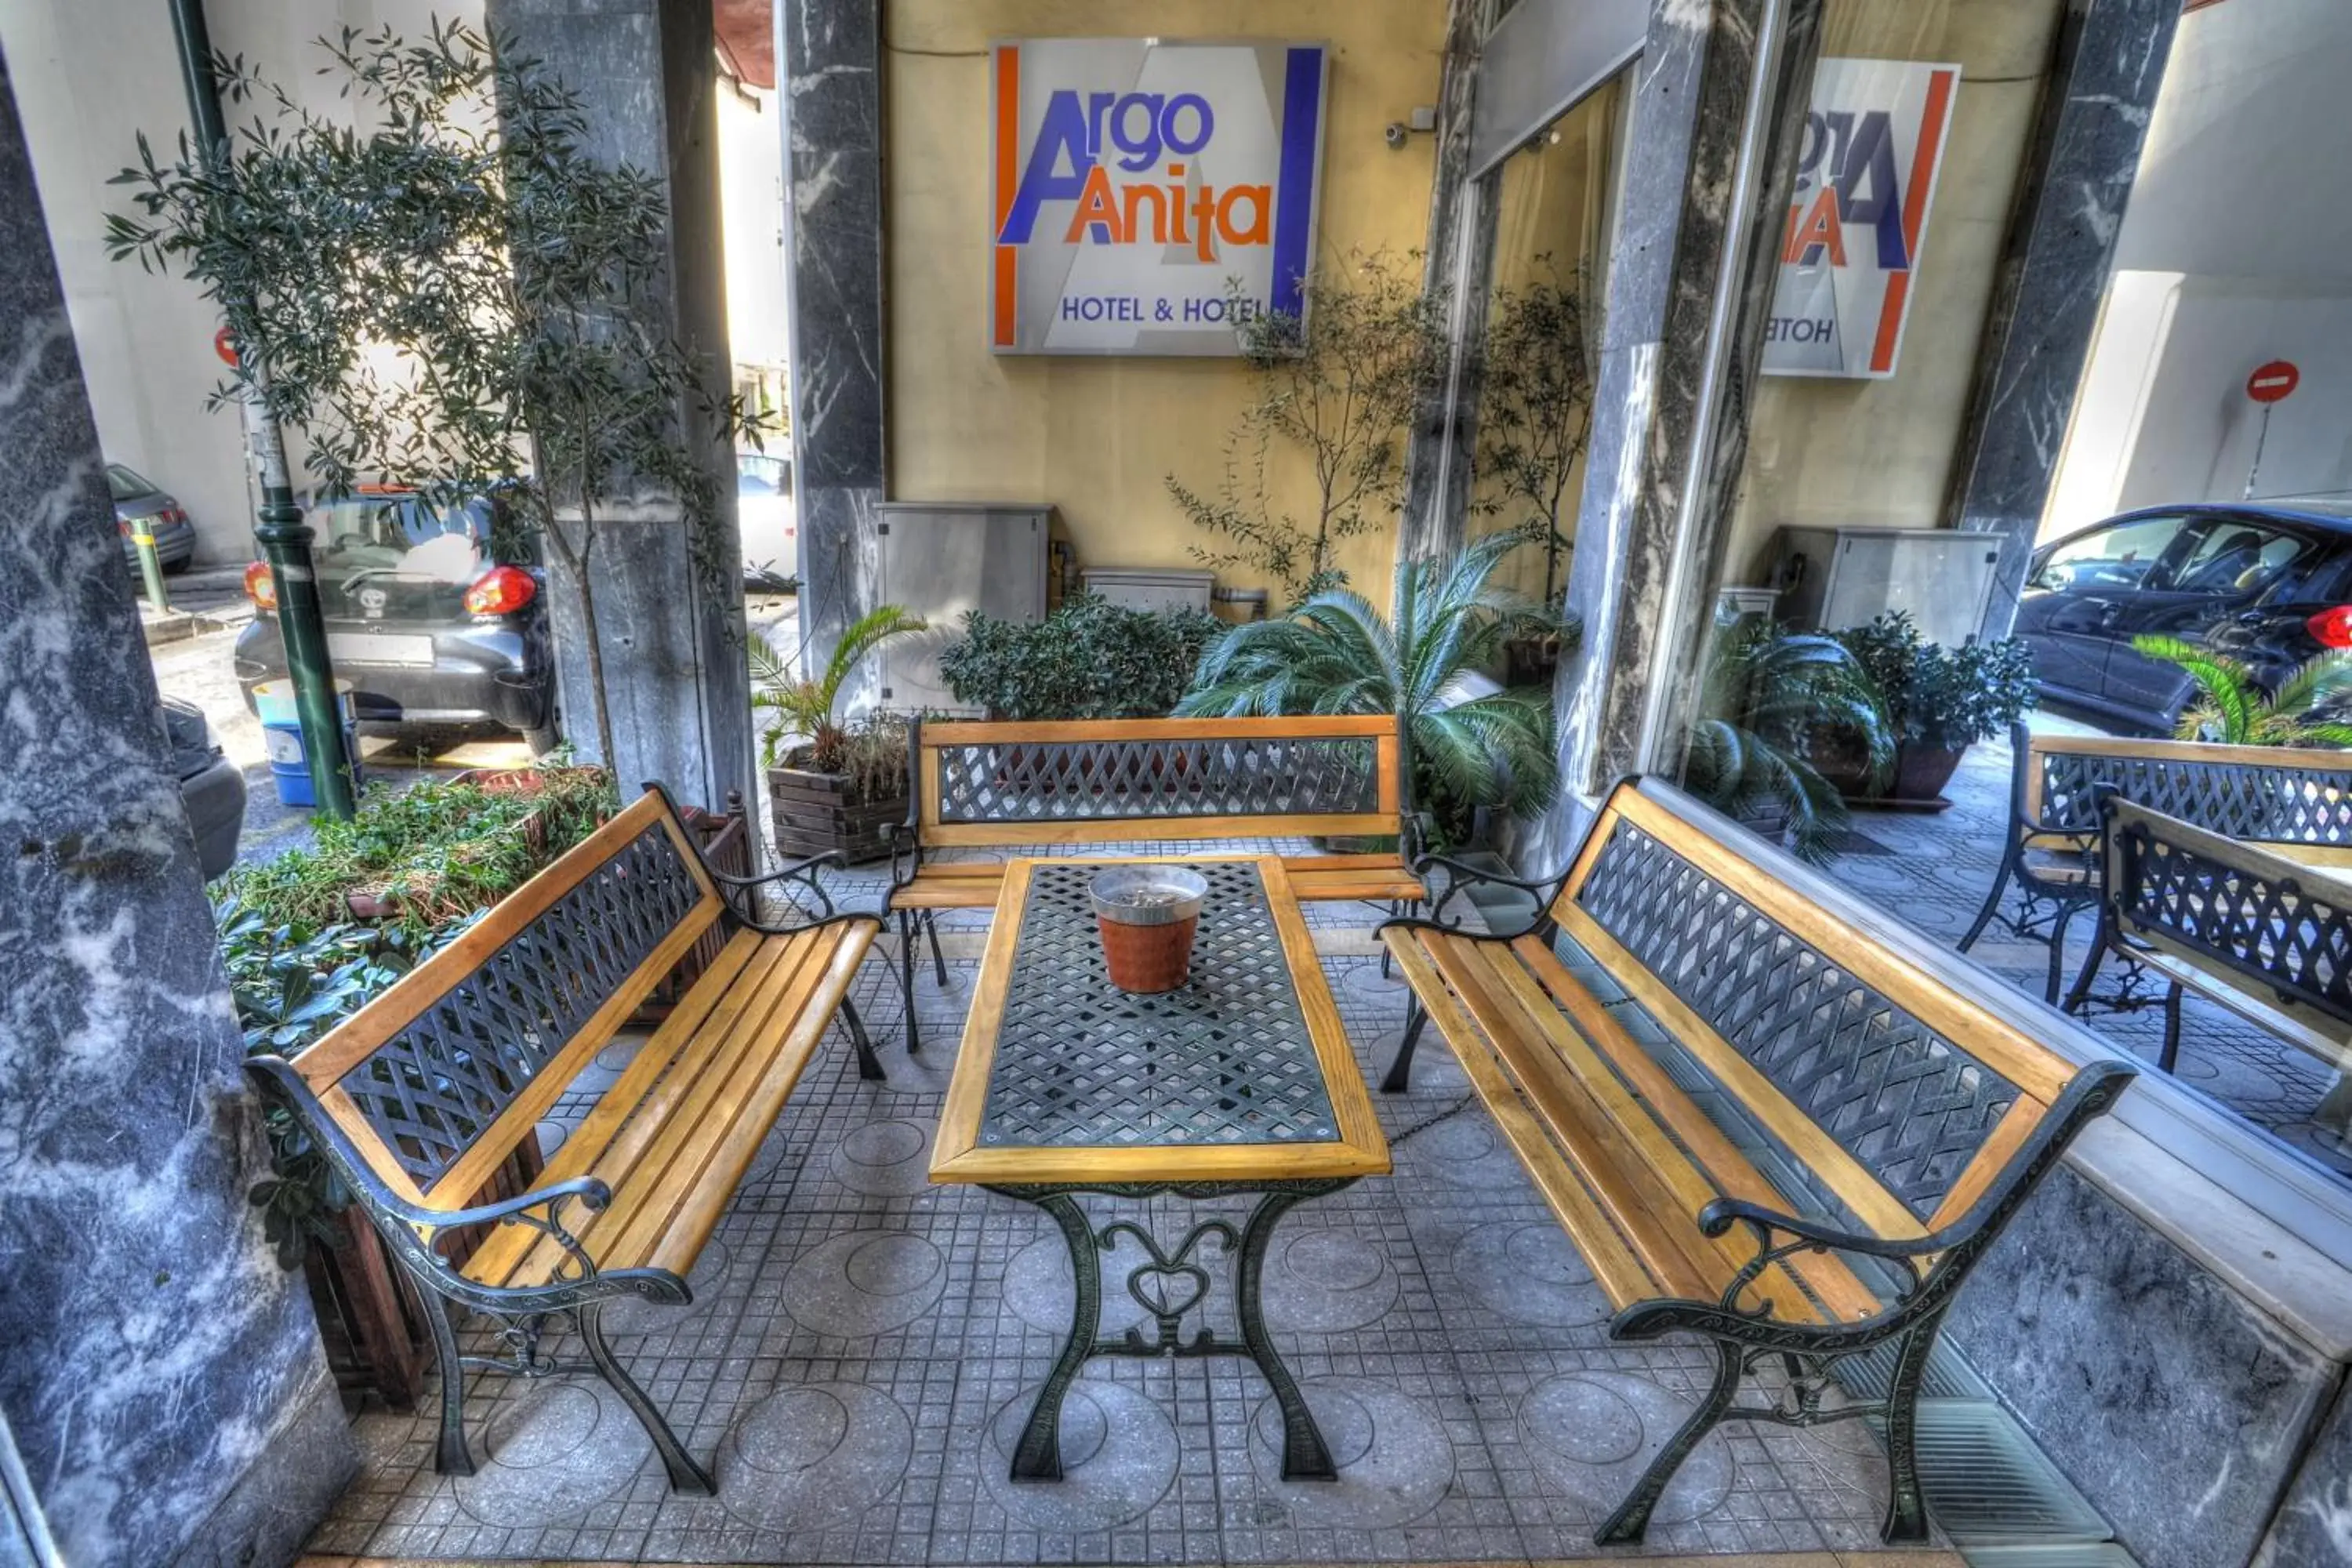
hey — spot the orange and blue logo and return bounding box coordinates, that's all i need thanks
[989,41,1328,355]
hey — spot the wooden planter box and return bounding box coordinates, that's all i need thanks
[769,756,906,866]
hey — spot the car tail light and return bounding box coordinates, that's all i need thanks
[463,565,536,616]
[243,560,278,611]
[163,506,187,525]
[2308,608,2352,648]
[117,519,130,536]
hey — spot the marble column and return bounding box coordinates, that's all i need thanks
[1398,0,1498,572]
[488,0,757,813]
[0,45,352,1568]
[779,0,886,695]
[1947,0,2181,640]
[1522,0,1825,870]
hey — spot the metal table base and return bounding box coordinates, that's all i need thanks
[986,1178,1356,1484]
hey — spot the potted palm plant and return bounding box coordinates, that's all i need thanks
[2130,634,2352,745]
[750,608,926,863]
[1178,533,1573,851]
[1683,622,1892,863]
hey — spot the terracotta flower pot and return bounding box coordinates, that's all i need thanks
[1090,866,1208,994]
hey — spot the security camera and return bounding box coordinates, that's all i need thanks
[1385,122,1408,149]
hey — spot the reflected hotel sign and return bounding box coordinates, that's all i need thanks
[1762,58,1960,380]
[989,38,1330,356]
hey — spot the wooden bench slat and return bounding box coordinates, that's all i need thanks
[897,856,1421,910]
[642,927,875,1279]
[1441,935,1842,1319]
[458,927,778,1287]
[1509,936,1886,1323]
[1381,931,1661,1308]
[476,925,855,1288]
[1416,933,1739,1305]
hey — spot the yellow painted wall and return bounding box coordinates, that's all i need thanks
[1723,0,2065,588]
[884,0,1451,603]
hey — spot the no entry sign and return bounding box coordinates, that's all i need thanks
[2247,360,2299,404]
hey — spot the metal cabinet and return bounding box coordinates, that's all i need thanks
[1767,526,2000,647]
[873,503,1052,713]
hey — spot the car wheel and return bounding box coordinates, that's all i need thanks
[524,722,561,757]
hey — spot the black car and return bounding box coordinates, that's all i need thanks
[2016,499,2352,734]
[234,489,559,752]
[108,463,197,572]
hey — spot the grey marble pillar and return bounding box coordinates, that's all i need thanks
[1523,0,1824,871]
[489,0,756,813]
[1947,0,2181,641]
[0,45,351,1567]
[1399,0,1498,572]
[779,0,886,692]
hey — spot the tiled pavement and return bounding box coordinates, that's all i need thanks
[309,731,2352,1566]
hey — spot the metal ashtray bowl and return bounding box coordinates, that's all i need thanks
[1090,867,1209,993]
[1088,866,1209,926]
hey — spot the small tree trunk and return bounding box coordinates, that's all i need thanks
[573,499,618,773]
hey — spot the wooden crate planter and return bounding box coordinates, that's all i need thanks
[769,757,905,866]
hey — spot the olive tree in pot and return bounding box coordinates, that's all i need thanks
[1478,260,1593,686]
[751,608,925,863]
[1821,613,2037,806]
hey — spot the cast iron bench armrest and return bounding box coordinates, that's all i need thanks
[705,847,845,926]
[1381,851,1575,939]
[241,1054,688,1318]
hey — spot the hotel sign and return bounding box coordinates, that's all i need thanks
[1762,58,1961,380]
[989,38,1330,355]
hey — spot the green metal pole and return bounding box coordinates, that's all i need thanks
[169,0,355,817]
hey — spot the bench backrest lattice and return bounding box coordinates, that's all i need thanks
[2106,797,2352,1036]
[1553,786,2096,1236]
[2019,728,2352,845]
[1574,820,2016,1218]
[912,717,1400,845]
[287,791,724,1208]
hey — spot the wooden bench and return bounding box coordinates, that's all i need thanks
[886,715,1424,1047]
[1962,724,2352,1001]
[245,785,884,1494]
[1379,779,2135,1544]
[2067,797,2352,1138]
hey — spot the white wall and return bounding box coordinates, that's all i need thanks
[717,78,788,373]
[2045,0,2352,538]
[0,0,482,566]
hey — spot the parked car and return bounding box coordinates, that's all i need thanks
[2015,498,2352,733]
[107,463,196,572]
[738,450,797,593]
[163,696,245,878]
[233,488,560,753]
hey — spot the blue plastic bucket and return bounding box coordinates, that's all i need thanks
[253,680,361,808]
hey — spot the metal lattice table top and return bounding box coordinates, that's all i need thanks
[931,857,1392,1185]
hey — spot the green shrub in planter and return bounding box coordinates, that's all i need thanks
[1831,612,2037,751]
[938,593,1222,719]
